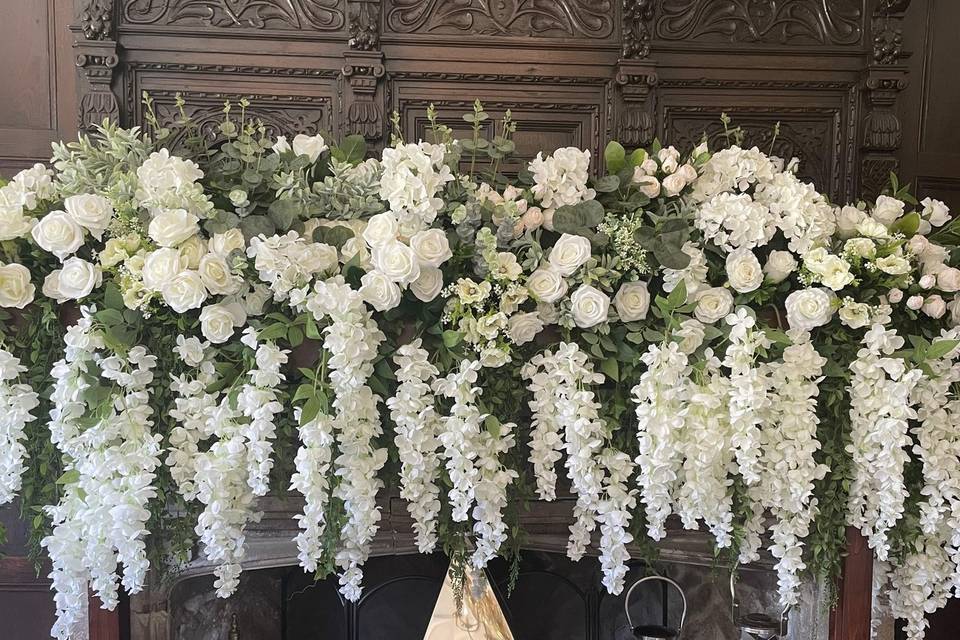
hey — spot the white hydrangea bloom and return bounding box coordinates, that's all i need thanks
[846,325,922,560]
[135,149,212,215]
[247,231,338,301]
[661,241,709,300]
[695,192,779,250]
[0,348,38,505]
[528,147,596,210]
[691,145,780,201]
[387,340,443,553]
[379,142,454,237]
[754,170,837,254]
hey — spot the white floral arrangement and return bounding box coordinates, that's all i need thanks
[0,101,959,639]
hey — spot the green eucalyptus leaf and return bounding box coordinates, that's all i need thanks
[239,214,276,240]
[604,141,626,174]
[594,175,620,193]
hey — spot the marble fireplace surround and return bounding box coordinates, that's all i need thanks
[129,496,839,640]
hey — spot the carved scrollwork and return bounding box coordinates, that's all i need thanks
[148,91,329,149]
[122,0,345,30]
[385,0,614,38]
[349,0,381,49]
[655,0,862,45]
[341,51,386,142]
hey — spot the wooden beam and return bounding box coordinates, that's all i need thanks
[829,528,874,640]
[89,592,121,640]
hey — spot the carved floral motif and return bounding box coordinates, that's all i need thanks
[123,0,345,30]
[655,0,862,45]
[385,0,614,38]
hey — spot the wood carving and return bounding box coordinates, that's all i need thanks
[149,91,329,148]
[122,0,346,30]
[615,66,658,148]
[80,0,114,40]
[622,0,655,58]
[341,55,386,142]
[348,0,380,49]
[655,0,862,45]
[385,0,614,38]
[77,1,121,132]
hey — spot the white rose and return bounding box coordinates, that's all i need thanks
[923,294,947,319]
[148,208,199,247]
[907,295,924,310]
[64,194,113,240]
[839,301,870,329]
[31,211,83,259]
[0,205,35,241]
[178,235,207,269]
[372,240,421,285]
[658,147,680,173]
[200,303,239,344]
[209,229,246,257]
[363,212,400,247]
[613,281,650,322]
[785,288,835,331]
[938,267,960,293]
[674,318,706,354]
[887,288,904,303]
[242,284,272,317]
[676,164,698,182]
[198,253,242,295]
[694,287,734,324]
[360,271,402,311]
[764,250,797,283]
[56,257,101,300]
[298,243,339,274]
[819,256,855,291]
[857,217,889,239]
[292,134,328,162]
[950,298,960,326]
[161,270,208,312]
[0,263,35,308]
[410,228,452,267]
[920,274,936,289]
[836,205,865,238]
[272,136,291,154]
[142,248,184,290]
[636,177,661,198]
[726,248,764,293]
[527,268,568,303]
[570,284,610,328]
[921,197,950,227]
[872,195,905,226]
[42,271,65,303]
[507,312,544,345]
[844,238,876,259]
[548,233,592,276]
[661,173,688,197]
[340,237,372,269]
[410,266,443,302]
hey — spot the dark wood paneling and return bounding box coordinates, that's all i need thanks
[898,0,960,203]
[0,0,76,176]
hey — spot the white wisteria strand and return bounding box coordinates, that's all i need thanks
[42,312,162,640]
[0,347,39,505]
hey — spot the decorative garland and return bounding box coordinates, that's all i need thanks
[0,101,959,639]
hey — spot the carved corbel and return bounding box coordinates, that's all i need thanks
[859,0,912,199]
[616,1,658,148]
[75,0,120,130]
[342,1,385,145]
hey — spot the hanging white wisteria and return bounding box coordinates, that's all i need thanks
[1,99,960,640]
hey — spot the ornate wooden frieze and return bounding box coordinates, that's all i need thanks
[654,0,863,46]
[348,0,380,49]
[76,0,121,131]
[859,0,912,200]
[121,0,346,31]
[147,90,331,148]
[384,0,615,39]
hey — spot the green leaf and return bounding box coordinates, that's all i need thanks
[314,224,354,249]
[926,339,959,361]
[56,470,80,486]
[604,141,626,174]
[891,211,921,236]
[484,415,501,438]
[653,241,691,270]
[239,214,277,240]
[293,384,315,403]
[335,134,366,165]
[600,358,619,382]
[267,199,300,231]
[104,283,124,310]
[442,330,463,348]
[593,175,620,193]
[627,148,647,168]
[666,280,687,309]
[300,396,323,426]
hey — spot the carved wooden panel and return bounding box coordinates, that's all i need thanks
[121,0,347,31]
[654,0,864,46]
[384,0,616,39]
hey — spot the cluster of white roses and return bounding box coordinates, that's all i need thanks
[43,313,162,640]
[0,348,38,505]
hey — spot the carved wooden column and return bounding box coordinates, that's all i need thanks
[341,0,386,147]
[74,0,121,132]
[614,0,657,149]
[859,0,912,199]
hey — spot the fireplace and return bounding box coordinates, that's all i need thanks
[129,496,842,640]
